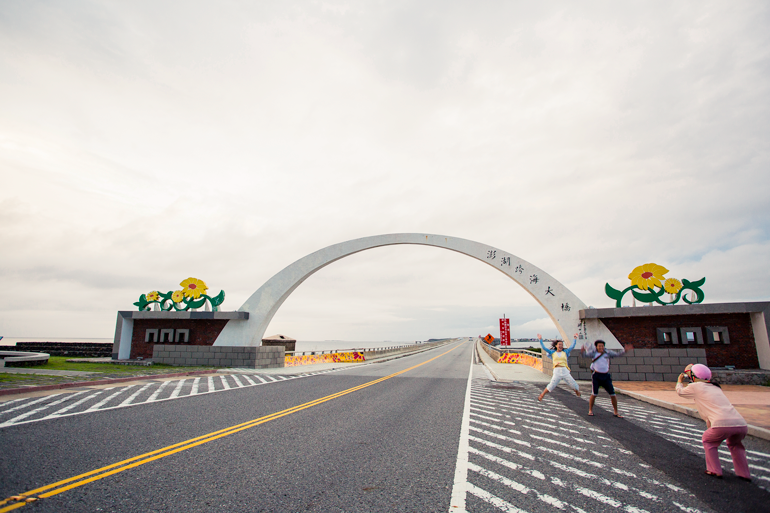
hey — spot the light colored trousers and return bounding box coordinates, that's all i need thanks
[546,367,579,393]
[702,425,751,478]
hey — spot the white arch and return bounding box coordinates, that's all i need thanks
[213,233,620,348]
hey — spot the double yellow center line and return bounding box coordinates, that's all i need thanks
[0,342,464,512]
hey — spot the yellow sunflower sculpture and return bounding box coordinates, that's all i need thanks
[180,277,208,299]
[663,278,683,294]
[628,263,669,290]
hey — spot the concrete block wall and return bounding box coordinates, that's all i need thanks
[568,348,707,382]
[542,354,553,376]
[152,345,284,369]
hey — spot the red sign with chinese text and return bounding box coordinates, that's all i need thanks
[499,318,510,346]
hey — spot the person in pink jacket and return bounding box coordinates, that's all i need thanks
[676,363,751,481]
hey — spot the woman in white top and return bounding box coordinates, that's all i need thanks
[676,363,751,481]
[538,338,581,402]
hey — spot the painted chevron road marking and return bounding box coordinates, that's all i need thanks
[0,366,344,430]
[456,377,714,513]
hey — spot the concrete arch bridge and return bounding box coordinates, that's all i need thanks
[213,233,621,348]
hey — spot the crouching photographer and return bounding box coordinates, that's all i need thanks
[676,363,752,481]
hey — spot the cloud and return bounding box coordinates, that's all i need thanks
[1,1,769,340]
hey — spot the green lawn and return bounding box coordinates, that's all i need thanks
[0,357,221,389]
[36,357,205,373]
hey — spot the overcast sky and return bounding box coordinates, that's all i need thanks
[1,1,768,342]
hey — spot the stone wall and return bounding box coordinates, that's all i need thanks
[152,345,284,369]
[10,342,112,358]
[131,319,230,359]
[600,313,757,369]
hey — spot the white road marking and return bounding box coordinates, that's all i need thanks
[448,344,474,512]
[470,417,521,435]
[469,447,545,480]
[191,377,201,395]
[47,390,104,417]
[86,386,135,411]
[470,426,531,447]
[0,396,44,411]
[119,383,154,407]
[469,435,536,461]
[470,462,572,510]
[671,501,707,513]
[0,391,90,427]
[0,394,63,415]
[169,379,187,398]
[146,381,171,402]
[466,483,528,513]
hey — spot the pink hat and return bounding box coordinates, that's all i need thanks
[690,363,712,381]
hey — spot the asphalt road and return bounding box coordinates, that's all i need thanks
[0,340,473,512]
[2,339,769,513]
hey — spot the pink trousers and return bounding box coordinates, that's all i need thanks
[702,425,750,478]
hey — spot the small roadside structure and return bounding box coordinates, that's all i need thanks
[261,334,296,352]
[0,351,50,367]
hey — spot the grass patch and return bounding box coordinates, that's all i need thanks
[30,357,217,374]
[0,374,44,383]
[0,357,220,389]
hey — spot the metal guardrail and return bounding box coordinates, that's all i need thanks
[479,341,543,359]
[285,341,445,357]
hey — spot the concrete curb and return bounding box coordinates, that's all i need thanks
[476,340,502,381]
[0,369,218,397]
[614,387,770,442]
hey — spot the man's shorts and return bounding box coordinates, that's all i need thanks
[591,372,615,396]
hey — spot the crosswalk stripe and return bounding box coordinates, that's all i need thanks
[47,391,104,417]
[0,391,89,427]
[147,381,171,402]
[469,462,568,510]
[120,383,154,407]
[0,394,63,415]
[86,386,135,411]
[470,417,521,435]
[469,447,545,480]
[191,377,201,395]
[169,379,187,399]
[467,483,529,513]
[0,370,330,429]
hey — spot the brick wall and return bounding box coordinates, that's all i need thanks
[600,313,758,369]
[131,319,229,359]
[152,345,284,369]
